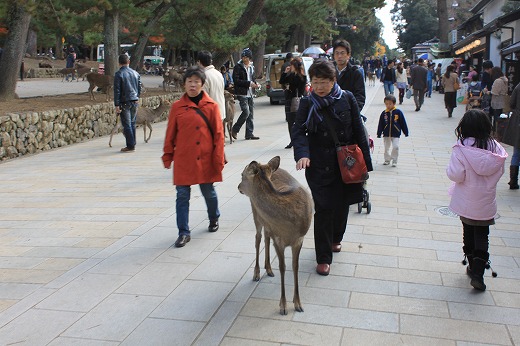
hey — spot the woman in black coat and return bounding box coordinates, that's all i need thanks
[504,82,520,189]
[280,59,307,148]
[291,59,373,276]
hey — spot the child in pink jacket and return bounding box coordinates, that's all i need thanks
[447,109,507,291]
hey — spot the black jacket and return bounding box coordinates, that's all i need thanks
[114,66,141,106]
[381,66,396,84]
[279,72,306,98]
[291,91,373,207]
[232,61,255,96]
[336,62,366,111]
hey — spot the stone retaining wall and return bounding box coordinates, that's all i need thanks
[0,94,178,161]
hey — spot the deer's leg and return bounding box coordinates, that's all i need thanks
[273,241,287,315]
[145,122,152,143]
[89,85,95,100]
[264,233,274,277]
[291,238,304,312]
[252,208,262,281]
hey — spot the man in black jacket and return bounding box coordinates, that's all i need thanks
[410,58,428,111]
[231,48,260,140]
[114,54,141,152]
[333,39,366,112]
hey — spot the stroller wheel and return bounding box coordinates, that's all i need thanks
[357,202,363,213]
[366,202,372,214]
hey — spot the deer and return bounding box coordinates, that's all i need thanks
[38,62,53,68]
[238,156,313,315]
[223,90,235,144]
[75,63,93,81]
[162,68,183,92]
[86,72,113,101]
[109,99,171,147]
[58,67,77,82]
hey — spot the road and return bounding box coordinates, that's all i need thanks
[15,75,165,98]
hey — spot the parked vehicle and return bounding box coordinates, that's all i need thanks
[264,53,313,105]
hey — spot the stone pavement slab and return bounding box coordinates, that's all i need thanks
[0,83,519,345]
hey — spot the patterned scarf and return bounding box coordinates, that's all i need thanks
[305,83,343,132]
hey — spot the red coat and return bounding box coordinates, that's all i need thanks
[162,92,225,185]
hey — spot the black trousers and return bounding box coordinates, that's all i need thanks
[314,198,350,265]
[462,222,489,254]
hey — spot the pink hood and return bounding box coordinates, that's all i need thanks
[446,138,507,220]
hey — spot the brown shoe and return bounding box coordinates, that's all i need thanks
[120,147,135,152]
[332,243,342,253]
[316,263,330,276]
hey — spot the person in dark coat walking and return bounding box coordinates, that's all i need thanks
[291,59,373,276]
[410,58,428,111]
[332,39,366,111]
[504,82,520,189]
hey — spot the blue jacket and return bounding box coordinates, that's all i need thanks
[114,66,141,107]
[377,108,409,138]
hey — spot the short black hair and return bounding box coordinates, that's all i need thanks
[482,60,494,70]
[183,65,206,85]
[418,58,424,63]
[384,95,397,104]
[332,39,351,55]
[197,51,212,67]
[308,59,336,81]
[118,54,129,65]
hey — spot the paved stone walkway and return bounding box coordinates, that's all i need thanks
[0,84,519,345]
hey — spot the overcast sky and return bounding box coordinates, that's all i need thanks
[376,0,398,50]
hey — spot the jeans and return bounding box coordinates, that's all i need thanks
[427,80,433,97]
[413,89,425,109]
[120,102,138,149]
[383,81,394,96]
[232,96,254,138]
[512,145,520,166]
[176,184,220,236]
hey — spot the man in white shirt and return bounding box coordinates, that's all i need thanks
[197,51,225,120]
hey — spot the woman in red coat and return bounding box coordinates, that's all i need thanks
[162,66,225,248]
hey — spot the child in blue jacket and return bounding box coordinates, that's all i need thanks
[377,95,409,166]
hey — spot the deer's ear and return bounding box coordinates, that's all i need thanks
[247,161,260,175]
[268,156,280,172]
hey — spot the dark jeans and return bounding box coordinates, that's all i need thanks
[413,88,425,109]
[176,184,220,236]
[120,102,138,149]
[232,96,254,138]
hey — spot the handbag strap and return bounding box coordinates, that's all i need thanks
[320,107,341,147]
[193,107,214,140]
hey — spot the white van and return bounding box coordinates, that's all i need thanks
[264,53,313,105]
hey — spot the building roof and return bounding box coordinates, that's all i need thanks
[469,0,492,14]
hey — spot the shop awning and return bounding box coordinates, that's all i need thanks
[501,41,520,56]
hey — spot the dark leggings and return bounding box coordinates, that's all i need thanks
[462,222,489,254]
[398,88,405,103]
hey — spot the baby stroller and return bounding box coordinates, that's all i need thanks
[357,115,373,214]
[465,82,484,112]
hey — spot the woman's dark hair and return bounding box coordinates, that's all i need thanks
[308,59,336,81]
[183,65,206,85]
[455,109,495,150]
[290,58,305,77]
[396,62,403,74]
[444,65,454,79]
[490,66,504,81]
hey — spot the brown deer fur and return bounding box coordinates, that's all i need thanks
[109,99,171,147]
[238,156,313,315]
[223,90,235,144]
[58,68,77,82]
[86,73,113,101]
[162,68,183,92]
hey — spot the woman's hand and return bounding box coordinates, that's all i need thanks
[296,158,310,170]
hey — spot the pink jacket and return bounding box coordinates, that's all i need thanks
[446,138,507,220]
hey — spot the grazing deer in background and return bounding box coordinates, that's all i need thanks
[223,90,235,144]
[162,68,183,92]
[238,156,313,315]
[58,68,76,82]
[86,72,113,101]
[109,99,171,147]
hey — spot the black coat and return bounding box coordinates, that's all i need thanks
[336,62,366,111]
[232,61,255,96]
[291,91,373,207]
[504,83,520,148]
[279,72,306,98]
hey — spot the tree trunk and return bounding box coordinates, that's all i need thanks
[0,2,32,102]
[437,0,449,45]
[56,34,63,60]
[252,39,265,79]
[213,0,265,68]
[103,9,119,77]
[129,1,172,71]
[26,28,37,56]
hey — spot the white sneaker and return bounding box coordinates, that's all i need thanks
[392,162,397,167]
[383,161,390,165]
